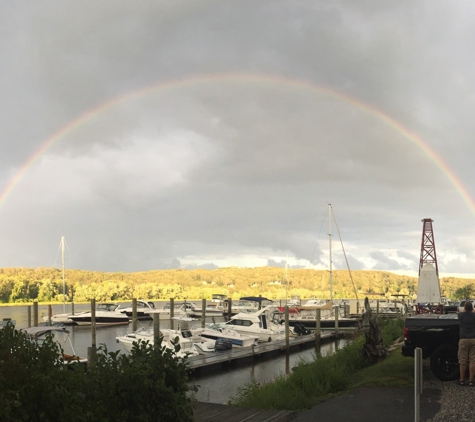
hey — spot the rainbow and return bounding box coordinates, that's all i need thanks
[1,72,473,215]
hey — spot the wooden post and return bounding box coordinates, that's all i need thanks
[88,298,97,369]
[377,300,380,317]
[356,301,360,315]
[91,299,96,348]
[33,301,38,327]
[334,305,339,336]
[27,305,31,328]
[71,302,75,315]
[153,313,161,349]
[315,308,321,351]
[285,305,289,352]
[227,298,232,320]
[259,294,262,310]
[170,298,174,330]
[201,299,206,328]
[132,298,138,332]
[48,304,52,326]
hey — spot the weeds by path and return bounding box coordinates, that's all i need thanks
[228,318,408,411]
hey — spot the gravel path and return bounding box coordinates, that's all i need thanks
[424,372,475,422]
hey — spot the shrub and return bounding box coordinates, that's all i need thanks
[0,324,195,422]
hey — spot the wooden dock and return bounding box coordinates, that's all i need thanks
[187,332,335,370]
[193,401,297,422]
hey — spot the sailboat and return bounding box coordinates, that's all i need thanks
[275,204,359,329]
[44,237,75,325]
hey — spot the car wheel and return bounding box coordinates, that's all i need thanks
[430,344,459,381]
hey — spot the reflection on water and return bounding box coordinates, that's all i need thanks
[0,304,348,404]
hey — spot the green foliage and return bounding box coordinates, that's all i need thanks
[228,318,406,411]
[0,324,195,422]
[453,284,474,300]
[0,266,473,303]
[378,318,404,346]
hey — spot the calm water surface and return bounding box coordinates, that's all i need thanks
[1,303,348,404]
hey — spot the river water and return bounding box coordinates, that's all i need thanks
[0,303,347,404]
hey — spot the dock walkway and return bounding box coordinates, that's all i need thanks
[187,332,335,370]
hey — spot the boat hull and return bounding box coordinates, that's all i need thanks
[288,318,359,330]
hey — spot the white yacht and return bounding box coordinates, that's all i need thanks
[23,326,87,364]
[189,301,225,317]
[218,306,285,342]
[228,300,259,315]
[201,323,259,347]
[116,318,212,357]
[117,300,157,320]
[68,303,130,326]
[147,302,193,320]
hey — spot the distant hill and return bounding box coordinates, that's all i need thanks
[0,266,473,303]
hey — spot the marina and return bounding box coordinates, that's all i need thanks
[0,302,348,405]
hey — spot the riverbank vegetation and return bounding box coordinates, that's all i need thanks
[0,323,195,422]
[228,318,410,410]
[0,266,473,304]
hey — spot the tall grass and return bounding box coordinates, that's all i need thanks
[228,318,405,410]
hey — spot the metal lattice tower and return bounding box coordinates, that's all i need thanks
[419,218,438,276]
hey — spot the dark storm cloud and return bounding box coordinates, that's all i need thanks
[1,1,475,274]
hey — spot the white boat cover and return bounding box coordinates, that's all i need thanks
[416,263,441,303]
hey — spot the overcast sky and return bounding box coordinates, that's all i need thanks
[1,1,475,277]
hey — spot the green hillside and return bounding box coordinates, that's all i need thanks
[0,266,473,303]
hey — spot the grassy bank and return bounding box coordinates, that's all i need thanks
[228,318,411,411]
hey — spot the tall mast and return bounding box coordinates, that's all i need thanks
[61,236,65,312]
[328,204,333,302]
[284,256,288,302]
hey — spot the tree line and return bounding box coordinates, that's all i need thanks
[0,266,473,303]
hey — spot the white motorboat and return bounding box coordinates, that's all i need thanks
[147,302,193,320]
[116,318,211,357]
[0,318,15,329]
[201,323,259,347]
[217,306,285,342]
[368,300,406,317]
[68,303,130,326]
[227,300,259,315]
[23,326,87,364]
[116,329,200,358]
[189,301,225,318]
[117,300,157,320]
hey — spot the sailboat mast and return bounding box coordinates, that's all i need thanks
[284,255,288,303]
[61,236,65,313]
[328,204,333,302]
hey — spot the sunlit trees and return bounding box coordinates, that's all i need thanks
[1,266,474,303]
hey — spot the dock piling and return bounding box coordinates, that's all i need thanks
[132,298,137,332]
[315,309,321,351]
[170,298,174,329]
[153,313,160,349]
[33,301,38,327]
[89,298,97,368]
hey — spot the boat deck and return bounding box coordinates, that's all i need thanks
[187,331,335,370]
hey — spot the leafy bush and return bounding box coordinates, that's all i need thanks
[0,324,195,421]
[378,317,404,346]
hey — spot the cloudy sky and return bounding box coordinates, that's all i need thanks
[1,1,475,277]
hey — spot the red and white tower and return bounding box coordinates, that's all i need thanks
[419,218,439,276]
[416,218,442,313]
